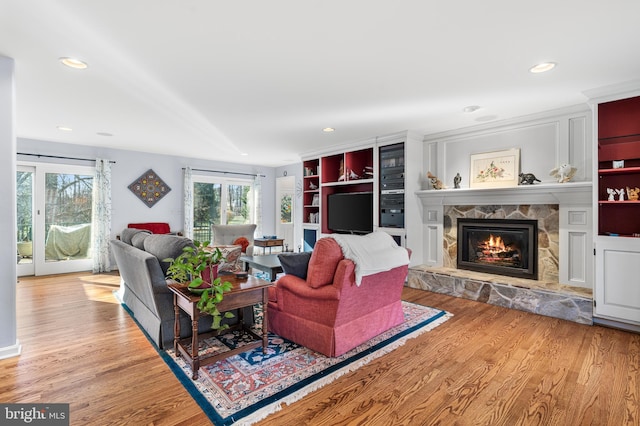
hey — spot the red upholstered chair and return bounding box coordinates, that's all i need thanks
[267,237,409,357]
[128,222,171,234]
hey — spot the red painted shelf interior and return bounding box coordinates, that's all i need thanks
[598,95,640,236]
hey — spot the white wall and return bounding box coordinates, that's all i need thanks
[17,138,278,241]
[0,56,20,359]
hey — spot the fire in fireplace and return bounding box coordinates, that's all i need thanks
[457,218,538,279]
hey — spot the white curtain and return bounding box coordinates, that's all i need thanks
[254,174,263,238]
[92,158,112,273]
[183,167,193,238]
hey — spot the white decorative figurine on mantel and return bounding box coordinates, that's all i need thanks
[549,163,577,183]
[616,188,625,201]
[607,188,616,201]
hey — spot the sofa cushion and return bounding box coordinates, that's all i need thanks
[131,231,151,250]
[278,252,312,279]
[120,228,150,245]
[143,234,195,276]
[306,238,343,288]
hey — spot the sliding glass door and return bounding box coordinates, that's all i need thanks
[192,176,254,242]
[16,166,34,276]
[17,162,94,276]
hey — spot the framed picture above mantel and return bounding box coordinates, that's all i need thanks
[470,148,520,189]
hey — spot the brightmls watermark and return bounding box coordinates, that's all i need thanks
[1,404,69,425]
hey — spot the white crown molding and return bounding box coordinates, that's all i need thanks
[423,104,590,143]
[582,79,640,104]
[300,129,419,160]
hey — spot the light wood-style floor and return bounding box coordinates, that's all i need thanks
[1,272,638,425]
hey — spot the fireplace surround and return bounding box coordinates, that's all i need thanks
[410,183,594,324]
[457,218,538,280]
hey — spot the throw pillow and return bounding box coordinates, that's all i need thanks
[278,252,312,279]
[232,237,250,253]
[306,238,343,288]
[207,244,243,272]
[120,228,150,245]
[131,231,151,250]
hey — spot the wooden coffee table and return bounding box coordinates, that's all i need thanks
[240,254,283,281]
[168,275,273,380]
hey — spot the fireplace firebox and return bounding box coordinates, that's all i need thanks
[457,218,538,280]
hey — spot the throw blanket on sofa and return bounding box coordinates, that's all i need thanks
[329,231,409,285]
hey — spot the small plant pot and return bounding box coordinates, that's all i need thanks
[200,264,219,285]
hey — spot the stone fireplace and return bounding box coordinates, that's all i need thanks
[443,204,559,282]
[410,182,593,324]
[456,218,538,280]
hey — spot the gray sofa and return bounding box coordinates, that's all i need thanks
[111,229,214,349]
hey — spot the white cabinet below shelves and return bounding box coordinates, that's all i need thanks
[594,236,640,325]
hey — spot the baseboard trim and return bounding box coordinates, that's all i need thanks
[593,317,640,333]
[0,340,22,360]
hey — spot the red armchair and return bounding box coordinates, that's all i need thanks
[267,237,409,357]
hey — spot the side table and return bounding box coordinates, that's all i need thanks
[254,238,284,254]
[168,275,273,380]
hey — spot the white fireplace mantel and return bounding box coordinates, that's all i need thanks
[415,181,592,207]
[415,180,593,289]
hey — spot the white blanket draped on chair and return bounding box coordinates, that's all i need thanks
[329,231,409,285]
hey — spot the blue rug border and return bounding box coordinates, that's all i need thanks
[119,300,448,425]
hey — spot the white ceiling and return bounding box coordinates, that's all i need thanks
[2,1,640,167]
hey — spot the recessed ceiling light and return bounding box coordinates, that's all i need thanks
[240,152,248,156]
[529,62,556,73]
[463,105,481,113]
[56,126,73,131]
[97,132,113,137]
[322,127,335,133]
[59,57,88,69]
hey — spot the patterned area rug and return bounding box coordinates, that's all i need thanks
[161,302,452,425]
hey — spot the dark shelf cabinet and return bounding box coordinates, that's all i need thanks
[379,143,405,228]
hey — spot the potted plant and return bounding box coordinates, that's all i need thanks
[165,240,235,330]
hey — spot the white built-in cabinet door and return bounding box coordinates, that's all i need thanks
[594,236,640,325]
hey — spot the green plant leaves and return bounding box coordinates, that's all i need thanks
[164,240,233,330]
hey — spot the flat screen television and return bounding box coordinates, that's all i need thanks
[327,192,373,234]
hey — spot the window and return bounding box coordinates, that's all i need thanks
[192,176,254,242]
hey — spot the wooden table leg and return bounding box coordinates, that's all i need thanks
[173,294,180,355]
[191,309,200,380]
[262,288,269,353]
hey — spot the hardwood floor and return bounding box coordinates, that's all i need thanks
[1,272,638,425]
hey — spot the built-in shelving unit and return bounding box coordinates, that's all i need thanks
[301,131,423,257]
[379,142,405,229]
[594,93,640,328]
[597,96,640,237]
[320,147,374,234]
[302,158,320,227]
